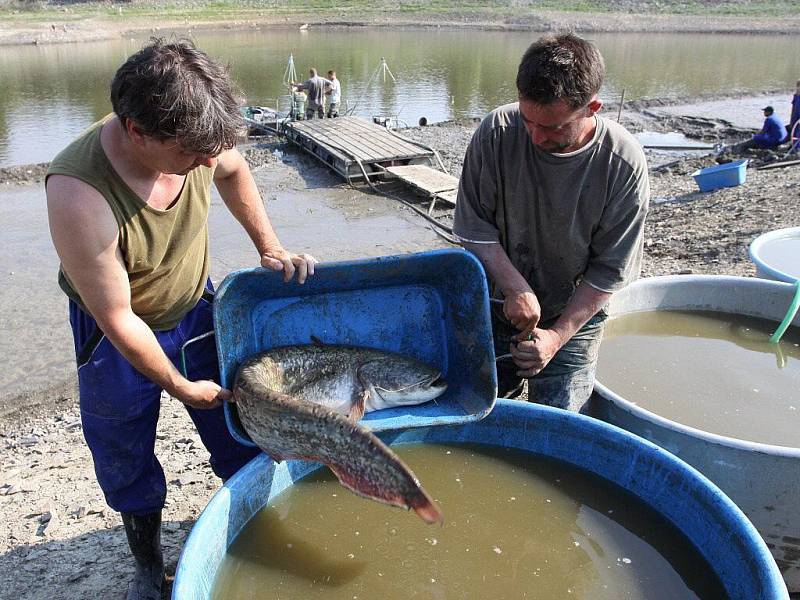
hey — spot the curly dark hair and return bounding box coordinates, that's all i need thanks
[110,38,245,155]
[516,33,605,110]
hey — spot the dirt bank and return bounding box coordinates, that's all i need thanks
[2,1,800,46]
[1,100,798,598]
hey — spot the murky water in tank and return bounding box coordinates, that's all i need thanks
[211,443,725,599]
[597,310,800,447]
[759,237,800,280]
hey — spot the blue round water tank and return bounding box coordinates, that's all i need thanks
[172,400,787,599]
[590,274,800,592]
[749,226,800,283]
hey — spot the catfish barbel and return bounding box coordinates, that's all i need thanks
[233,345,447,524]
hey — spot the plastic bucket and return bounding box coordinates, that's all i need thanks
[749,226,800,283]
[590,275,800,591]
[691,159,748,192]
[173,400,787,599]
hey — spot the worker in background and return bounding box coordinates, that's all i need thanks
[789,79,800,150]
[326,70,342,118]
[293,68,331,120]
[733,105,788,152]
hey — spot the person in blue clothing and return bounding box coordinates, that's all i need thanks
[755,106,788,147]
[733,105,788,152]
[790,80,800,148]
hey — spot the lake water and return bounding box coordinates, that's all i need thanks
[2,28,800,166]
[211,443,725,599]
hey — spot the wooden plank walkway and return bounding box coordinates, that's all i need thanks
[385,164,459,206]
[282,116,436,180]
[435,189,458,206]
[385,165,458,194]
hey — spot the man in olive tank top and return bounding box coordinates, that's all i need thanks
[46,39,316,600]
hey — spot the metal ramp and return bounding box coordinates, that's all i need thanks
[282,116,441,182]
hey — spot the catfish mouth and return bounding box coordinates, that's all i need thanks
[427,374,447,391]
[375,372,447,399]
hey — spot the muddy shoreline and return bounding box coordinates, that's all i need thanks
[1,97,799,598]
[2,7,800,47]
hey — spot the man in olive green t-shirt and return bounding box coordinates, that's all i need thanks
[454,33,649,412]
[46,40,316,600]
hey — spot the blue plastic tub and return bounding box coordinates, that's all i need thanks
[691,159,748,192]
[172,400,788,599]
[213,248,497,444]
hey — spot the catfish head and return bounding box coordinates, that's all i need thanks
[359,352,447,412]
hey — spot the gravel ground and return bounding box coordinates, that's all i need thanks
[1,100,798,599]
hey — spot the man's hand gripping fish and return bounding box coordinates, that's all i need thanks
[233,345,447,524]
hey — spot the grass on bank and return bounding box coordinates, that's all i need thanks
[1,0,800,21]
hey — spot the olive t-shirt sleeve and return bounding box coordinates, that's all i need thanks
[453,124,501,243]
[583,159,650,293]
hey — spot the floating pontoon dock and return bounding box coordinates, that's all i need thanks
[282,117,455,193]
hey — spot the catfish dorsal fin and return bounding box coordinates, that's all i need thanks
[310,335,324,346]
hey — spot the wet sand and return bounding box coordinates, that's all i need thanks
[657,93,794,129]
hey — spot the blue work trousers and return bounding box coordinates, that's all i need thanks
[69,288,259,515]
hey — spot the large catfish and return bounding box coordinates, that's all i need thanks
[233,345,447,524]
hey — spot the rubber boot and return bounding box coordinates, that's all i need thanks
[121,512,165,600]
